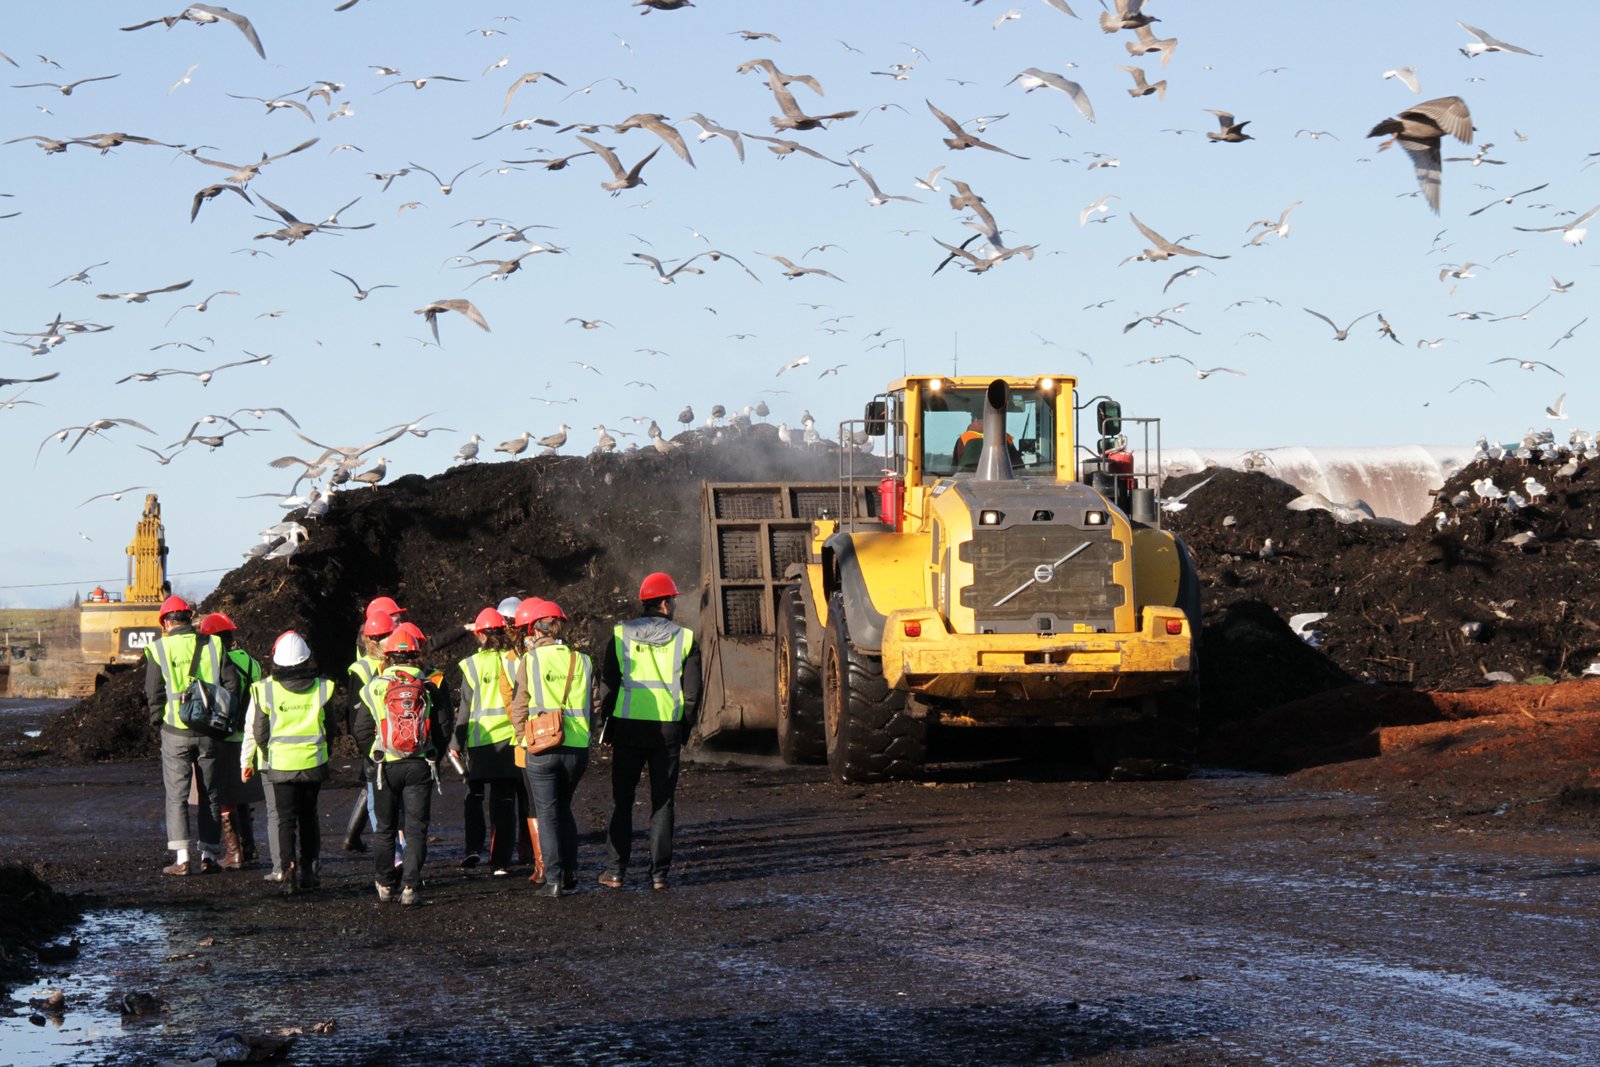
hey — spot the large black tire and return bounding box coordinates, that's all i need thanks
[821,593,927,784]
[776,585,825,764]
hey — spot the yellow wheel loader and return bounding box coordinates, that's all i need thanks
[697,375,1200,783]
[80,493,169,675]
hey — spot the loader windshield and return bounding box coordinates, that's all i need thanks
[920,386,1055,479]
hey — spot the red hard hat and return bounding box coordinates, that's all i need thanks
[367,595,406,616]
[639,572,679,600]
[513,598,548,628]
[159,595,190,618]
[396,621,427,646]
[361,610,396,638]
[382,628,422,654]
[515,598,566,627]
[472,607,506,632]
[198,612,237,635]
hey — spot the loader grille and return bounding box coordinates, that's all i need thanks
[958,527,1124,633]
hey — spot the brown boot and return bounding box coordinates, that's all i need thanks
[235,806,258,865]
[219,811,244,870]
[525,817,545,886]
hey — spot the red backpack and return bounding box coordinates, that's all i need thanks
[378,673,430,758]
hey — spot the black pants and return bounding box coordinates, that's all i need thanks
[606,742,679,879]
[464,776,521,866]
[269,780,322,872]
[374,759,433,889]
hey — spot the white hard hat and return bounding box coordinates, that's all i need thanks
[497,596,522,620]
[272,630,312,668]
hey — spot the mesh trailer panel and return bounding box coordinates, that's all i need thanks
[714,488,783,520]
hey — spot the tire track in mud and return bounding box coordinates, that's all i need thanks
[823,814,1600,1066]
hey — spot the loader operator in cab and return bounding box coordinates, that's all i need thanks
[951,406,1023,471]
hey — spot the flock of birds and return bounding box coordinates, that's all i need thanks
[1,2,1593,577]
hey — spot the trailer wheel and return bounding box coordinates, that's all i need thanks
[822,593,926,784]
[776,586,825,764]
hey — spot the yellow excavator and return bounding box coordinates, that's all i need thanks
[698,375,1200,782]
[80,493,170,672]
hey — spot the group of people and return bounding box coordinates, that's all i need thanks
[143,571,702,904]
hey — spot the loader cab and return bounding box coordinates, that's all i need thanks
[866,376,1071,486]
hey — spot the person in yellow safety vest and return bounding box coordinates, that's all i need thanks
[595,572,702,892]
[199,612,262,871]
[352,626,449,906]
[241,631,334,896]
[507,599,591,897]
[341,600,402,855]
[451,607,524,877]
[144,595,241,877]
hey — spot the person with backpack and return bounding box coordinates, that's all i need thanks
[341,598,404,854]
[508,599,592,897]
[199,612,262,871]
[595,573,701,892]
[353,625,449,905]
[240,631,335,895]
[451,607,523,877]
[144,595,242,876]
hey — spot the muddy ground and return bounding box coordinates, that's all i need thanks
[8,436,1600,1061]
[2,745,1599,1065]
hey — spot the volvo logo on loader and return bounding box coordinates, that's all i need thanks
[1033,563,1055,584]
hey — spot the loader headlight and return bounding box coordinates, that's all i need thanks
[1084,510,1108,526]
[979,510,1004,525]
[1039,377,1055,392]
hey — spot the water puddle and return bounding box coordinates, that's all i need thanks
[0,908,170,1066]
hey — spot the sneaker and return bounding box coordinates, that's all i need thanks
[651,875,670,891]
[459,854,481,870]
[374,882,393,902]
[262,870,288,884]
[597,872,623,889]
[400,886,421,907]
[162,860,195,877]
[492,868,511,878]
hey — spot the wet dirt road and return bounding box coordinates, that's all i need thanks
[2,752,1598,1066]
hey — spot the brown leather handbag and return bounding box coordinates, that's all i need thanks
[524,648,578,756]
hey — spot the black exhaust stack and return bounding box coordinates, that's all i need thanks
[973,378,1014,482]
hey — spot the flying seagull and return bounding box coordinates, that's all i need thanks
[575,135,659,195]
[11,73,120,96]
[414,298,490,343]
[1204,109,1253,143]
[1303,307,1378,341]
[121,5,266,59]
[330,269,395,299]
[1367,96,1472,213]
[1125,215,1229,263]
[502,70,566,113]
[1457,21,1540,58]
[926,99,1029,158]
[1005,69,1094,123]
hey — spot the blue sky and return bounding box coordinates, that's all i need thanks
[1,2,1591,607]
